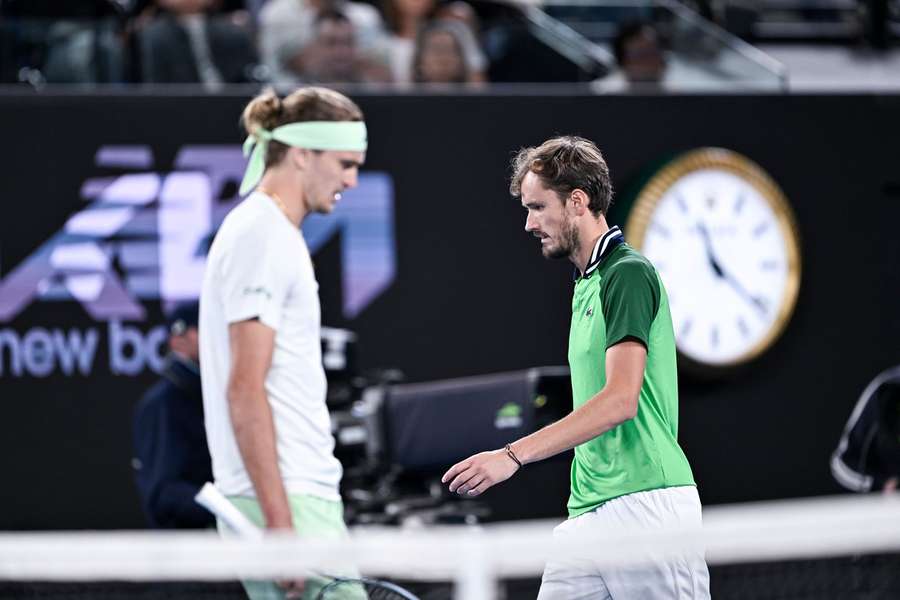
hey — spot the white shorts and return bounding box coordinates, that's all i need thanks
[537,486,710,600]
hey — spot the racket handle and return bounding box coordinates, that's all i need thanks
[195,482,264,540]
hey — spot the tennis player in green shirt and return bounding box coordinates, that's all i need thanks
[442,136,710,599]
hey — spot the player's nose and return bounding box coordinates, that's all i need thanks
[343,169,358,190]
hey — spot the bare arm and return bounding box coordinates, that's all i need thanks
[443,341,647,496]
[511,340,645,464]
[227,319,292,530]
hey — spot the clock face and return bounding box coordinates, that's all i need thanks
[626,149,801,367]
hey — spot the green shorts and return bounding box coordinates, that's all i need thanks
[221,494,365,600]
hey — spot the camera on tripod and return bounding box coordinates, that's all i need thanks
[322,328,573,527]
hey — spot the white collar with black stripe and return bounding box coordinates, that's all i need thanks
[578,226,624,280]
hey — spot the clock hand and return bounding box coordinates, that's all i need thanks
[696,222,724,278]
[722,271,768,316]
[697,222,767,316]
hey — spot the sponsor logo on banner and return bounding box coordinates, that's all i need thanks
[0,145,396,378]
[494,402,524,429]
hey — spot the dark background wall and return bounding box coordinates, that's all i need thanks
[0,93,897,529]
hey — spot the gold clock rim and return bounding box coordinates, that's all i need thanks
[624,147,801,368]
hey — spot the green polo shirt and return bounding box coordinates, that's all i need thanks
[567,227,695,518]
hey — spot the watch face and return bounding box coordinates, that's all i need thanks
[626,149,801,368]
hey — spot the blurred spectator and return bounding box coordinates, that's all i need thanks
[41,21,126,84]
[260,0,387,85]
[242,0,269,25]
[435,0,477,33]
[434,0,487,82]
[132,302,214,529]
[412,19,483,84]
[831,365,900,494]
[0,0,127,84]
[137,0,258,87]
[383,0,436,83]
[290,9,391,83]
[595,21,668,92]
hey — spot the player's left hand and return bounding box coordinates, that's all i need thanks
[442,449,520,497]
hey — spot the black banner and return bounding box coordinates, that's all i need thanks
[1,92,898,529]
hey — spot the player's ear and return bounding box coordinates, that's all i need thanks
[287,147,310,171]
[169,335,186,356]
[570,189,588,216]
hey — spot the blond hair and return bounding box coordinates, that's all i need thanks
[240,87,364,167]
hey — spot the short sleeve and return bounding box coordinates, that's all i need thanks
[600,259,661,350]
[832,376,900,491]
[218,230,295,330]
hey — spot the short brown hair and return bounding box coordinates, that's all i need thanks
[509,136,613,216]
[240,86,364,167]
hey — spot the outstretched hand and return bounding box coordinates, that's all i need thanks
[441,449,520,497]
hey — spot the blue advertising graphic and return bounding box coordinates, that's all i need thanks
[0,145,396,377]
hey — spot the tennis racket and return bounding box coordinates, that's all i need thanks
[314,575,420,599]
[195,483,421,600]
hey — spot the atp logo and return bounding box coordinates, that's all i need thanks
[0,145,396,377]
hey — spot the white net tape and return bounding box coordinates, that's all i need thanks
[2,495,899,600]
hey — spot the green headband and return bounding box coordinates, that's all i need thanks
[239,120,368,195]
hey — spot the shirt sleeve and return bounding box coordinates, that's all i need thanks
[600,259,661,350]
[217,229,295,330]
[831,377,900,492]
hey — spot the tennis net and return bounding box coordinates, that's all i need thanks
[1,494,898,599]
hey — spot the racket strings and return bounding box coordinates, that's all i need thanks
[316,577,420,600]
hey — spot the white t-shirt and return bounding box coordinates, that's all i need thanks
[199,192,342,501]
[387,36,415,84]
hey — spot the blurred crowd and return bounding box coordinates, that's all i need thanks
[0,0,494,87]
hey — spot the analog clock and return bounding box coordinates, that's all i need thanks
[625,148,801,368]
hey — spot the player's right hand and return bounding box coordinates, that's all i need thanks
[277,577,305,599]
[267,518,304,598]
[442,448,520,497]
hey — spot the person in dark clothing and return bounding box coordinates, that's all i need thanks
[137,0,258,87]
[831,365,900,494]
[612,21,666,86]
[133,301,214,528]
